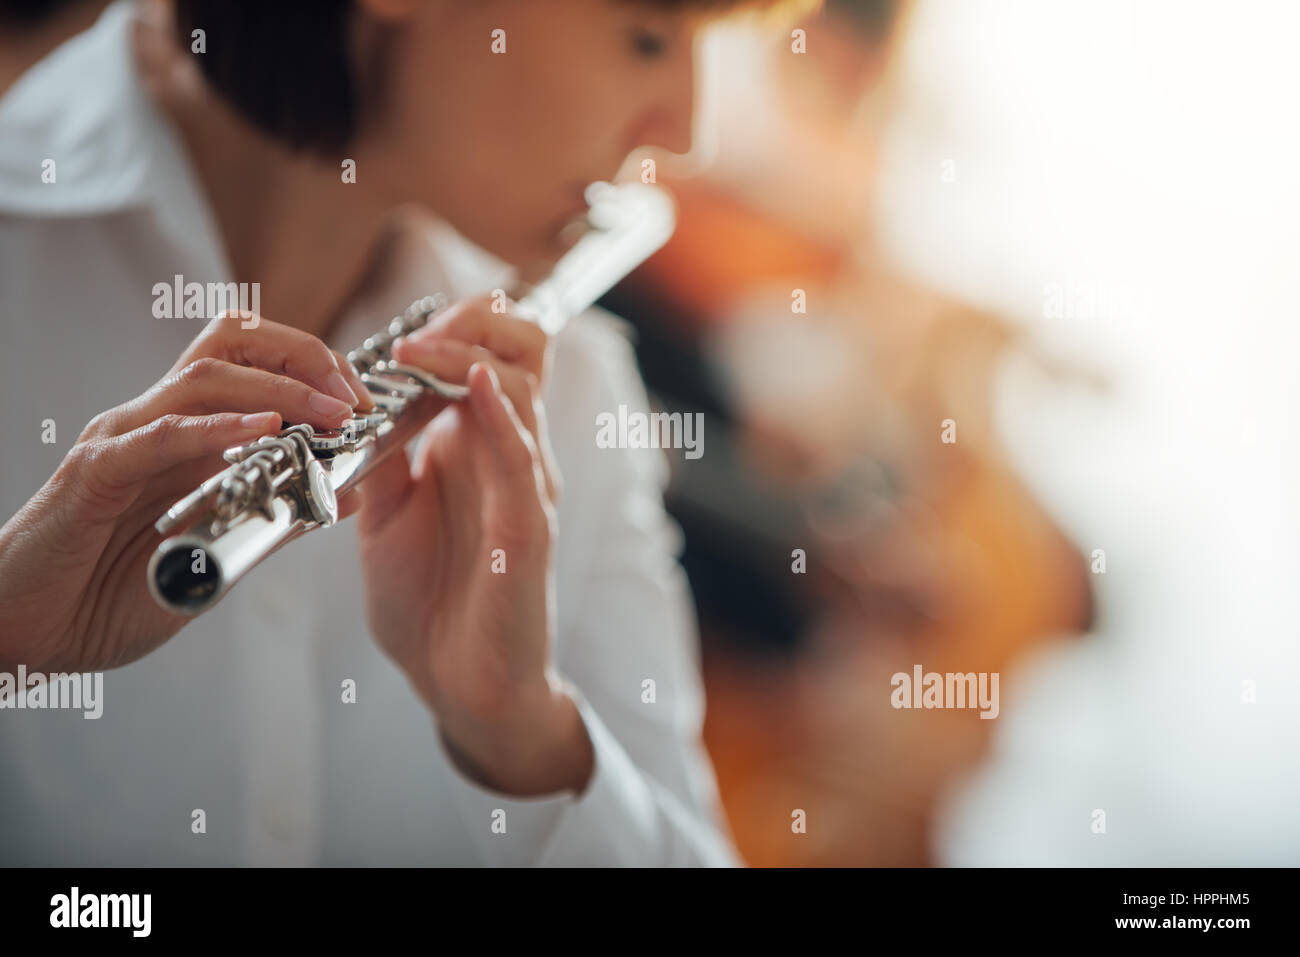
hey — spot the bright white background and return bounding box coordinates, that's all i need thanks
[871,0,1300,863]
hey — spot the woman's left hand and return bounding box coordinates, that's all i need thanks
[354,295,593,796]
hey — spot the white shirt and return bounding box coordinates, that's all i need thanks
[0,1,738,866]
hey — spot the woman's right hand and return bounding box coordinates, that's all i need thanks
[0,311,370,674]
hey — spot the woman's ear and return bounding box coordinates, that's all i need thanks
[131,0,204,109]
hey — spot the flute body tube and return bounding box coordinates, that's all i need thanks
[147,183,675,616]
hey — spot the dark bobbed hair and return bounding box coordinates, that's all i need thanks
[174,1,356,154]
[0,0,101,24]
[171,0,788,156]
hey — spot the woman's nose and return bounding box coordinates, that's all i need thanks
[638,115,693,157]
[627,59,696,157]
[633,108,693,157]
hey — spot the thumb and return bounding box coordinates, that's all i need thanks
[356,445,414,537]
[76,411,280,510]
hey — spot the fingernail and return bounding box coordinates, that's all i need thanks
[325,370,360,406]
[308,391,353,423]
[473,362,501,395]
[239,412,278,431]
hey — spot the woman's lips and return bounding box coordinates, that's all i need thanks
[554,186,593,229]
[562,184,593,217]
[556,215,589,249]
[546,182,604,249]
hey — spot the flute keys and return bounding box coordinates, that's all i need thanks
[307,428,349,451]
[405,294,444,329]
[367,392,407,415]
[155,478,224,534]
[302,459,339,527]
[309,414,380,450]
[362,333,393,356]
[348,410,387,431]
[347,347,379,373]
[371,360,470,401]
[361,372,425,398]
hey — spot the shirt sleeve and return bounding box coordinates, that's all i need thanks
[433,310,741,866]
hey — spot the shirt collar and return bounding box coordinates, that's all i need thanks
[0,0,519,307]
[0,0,175,216]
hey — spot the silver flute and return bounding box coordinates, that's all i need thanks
[147,183,675,616]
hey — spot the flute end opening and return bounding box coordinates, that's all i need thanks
[148,540,223,617]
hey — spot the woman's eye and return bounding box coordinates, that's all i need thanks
[631,28,668,58]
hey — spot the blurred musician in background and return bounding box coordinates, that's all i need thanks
[606,0,1093,864]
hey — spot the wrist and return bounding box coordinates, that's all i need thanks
[437,674,594,797]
